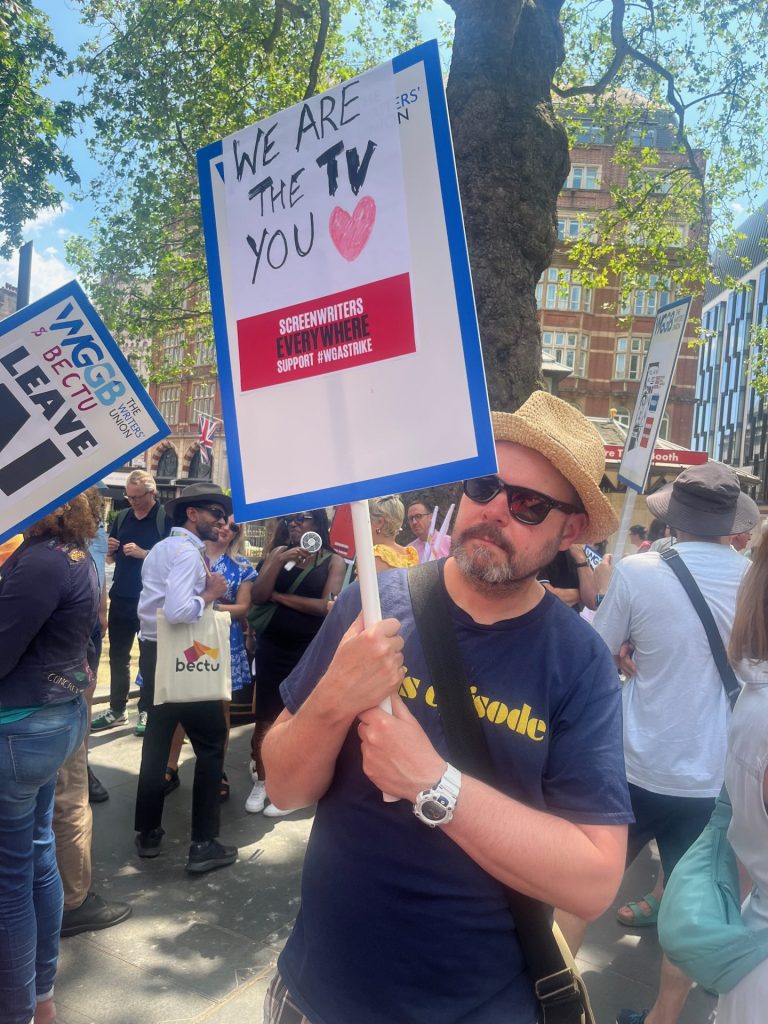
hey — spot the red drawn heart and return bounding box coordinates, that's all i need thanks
[329,196,376,261]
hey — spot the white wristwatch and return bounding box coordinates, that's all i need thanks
[413,764,462,828]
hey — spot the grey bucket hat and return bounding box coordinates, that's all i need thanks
[646,463,759,538]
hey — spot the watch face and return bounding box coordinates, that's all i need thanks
[420,797,448,822]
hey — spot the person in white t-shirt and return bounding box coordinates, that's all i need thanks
[593,463,760,1024]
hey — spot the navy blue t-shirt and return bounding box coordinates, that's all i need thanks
[278,567,632,1024]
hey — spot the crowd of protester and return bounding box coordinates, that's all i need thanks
[1,398,766,1024]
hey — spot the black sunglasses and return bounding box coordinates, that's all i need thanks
[226,522,241,534]
[284,514,313,525]
[462,476,583,526]
[196,504,228,522]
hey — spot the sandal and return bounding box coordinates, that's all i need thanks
[218,772,230,803]
[616,892,660,927]
[163,766,180,796]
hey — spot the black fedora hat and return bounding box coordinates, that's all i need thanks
[165,483,233,519]
[646,463,759,538]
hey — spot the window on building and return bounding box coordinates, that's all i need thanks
[191,379,215,418]
[158,385,180,425]
[188,449,213,480]
[615,337,650,380]
[557,216,595,242]
[542,331,589,378]
[156,447,178,478]
[564,165,600,190]
[613,407,631,429]
[536,268,593,312]
[195,333,216,365]
[621,276,672,317]
[628,126,656,147]
[162,333,184,367]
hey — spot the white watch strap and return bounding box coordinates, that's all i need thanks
[439,763,462,801]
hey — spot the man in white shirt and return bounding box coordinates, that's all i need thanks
[133,483,234,875]
[593,463,760,1024]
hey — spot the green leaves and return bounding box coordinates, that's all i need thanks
[66,0,427,376]
[0,0,80,256]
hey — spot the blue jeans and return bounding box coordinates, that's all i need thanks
[0,698,87,1024]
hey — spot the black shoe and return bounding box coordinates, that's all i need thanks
[60,892,132,937]
[185,839,237,875]
[135,827,165,858]
[88,766,109,804]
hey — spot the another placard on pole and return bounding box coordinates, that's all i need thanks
[197,40,496,522]
[618,296,693,494]
[0,281,169,543]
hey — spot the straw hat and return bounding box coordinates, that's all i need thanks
[646,463,759,538]
[491,392,618,544]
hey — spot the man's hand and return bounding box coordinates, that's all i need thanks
[617,640,637,677]
[122,542,146,560]
[358,695,444,802]
[317,613,404,723]
[107,537,120,556]
[202,572,228,604]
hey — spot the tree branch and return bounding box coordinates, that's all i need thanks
[303,0,330,100]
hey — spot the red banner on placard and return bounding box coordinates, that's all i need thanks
[237,274,415,391]
[604,445,708,465]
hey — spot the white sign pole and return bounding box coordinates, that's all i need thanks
[610,489,638,559]
[350,499,397,802]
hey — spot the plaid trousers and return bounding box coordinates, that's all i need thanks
[263,973,313,1024]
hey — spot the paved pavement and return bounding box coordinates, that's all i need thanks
[57,708,718,1024]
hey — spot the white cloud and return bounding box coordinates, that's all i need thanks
[0,246,76,303]
[56,227,73,239]
[44,246,59,256]
[24,203,72,236]
[730,201,746,215]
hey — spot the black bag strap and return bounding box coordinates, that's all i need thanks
[408,560,586,1024]
[660,548,741,710]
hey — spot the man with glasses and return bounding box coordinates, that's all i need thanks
[133,483,237,874]
[92,470,171,735]
[406,499,452,562]
[261,392,632,1024]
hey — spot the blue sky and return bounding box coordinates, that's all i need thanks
[0,1,454,302]
[2,2,759,304]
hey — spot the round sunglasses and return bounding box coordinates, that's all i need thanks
[462,476,583,526]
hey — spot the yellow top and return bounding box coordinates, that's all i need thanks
[373,544,419,569]
[0,534,24,566]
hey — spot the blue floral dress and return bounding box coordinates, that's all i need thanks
[211,552,258,693]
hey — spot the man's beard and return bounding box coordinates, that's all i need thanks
[452,522,564,595]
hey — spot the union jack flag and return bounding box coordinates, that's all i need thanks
[197,415,217,464]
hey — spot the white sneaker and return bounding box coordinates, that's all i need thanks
[263,802,296,818]
[245,779,266,814]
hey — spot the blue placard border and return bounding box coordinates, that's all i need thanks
[196,39,496,521]
[617,295,693,493]
[0,281,170,543]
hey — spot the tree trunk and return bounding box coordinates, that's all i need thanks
[446,0,569,412]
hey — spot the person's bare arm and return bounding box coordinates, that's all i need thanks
[541,582,581,607]
[262,614,404,809]
[358,696,627,919]
[218,579,253,620]
[271,554,346,616]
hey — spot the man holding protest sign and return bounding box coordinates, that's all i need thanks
[262,393,632,1024]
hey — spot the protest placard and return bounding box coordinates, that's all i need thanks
[197,39,496,522]
[618,296,693,493]
[0,281,169,543]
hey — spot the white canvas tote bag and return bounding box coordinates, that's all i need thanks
[155,606,232,704]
